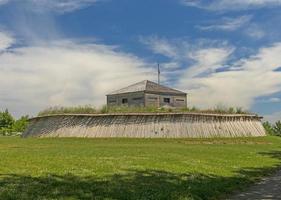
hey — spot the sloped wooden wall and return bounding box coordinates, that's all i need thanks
[23,113,266,138]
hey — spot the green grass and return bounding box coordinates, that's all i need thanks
[0,136,281,200]
[37,105,250,116]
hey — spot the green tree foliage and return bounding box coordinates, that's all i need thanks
[0,109,14,129]
[273,121,281,136]
[13,116,29,133]
[263,121,281,136]
[263,121,275,135]
[0,109,29,136]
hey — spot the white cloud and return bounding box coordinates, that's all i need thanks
[0,37,155,117]
[258,97,281,103]
[161,62,181,70]
[268,97,281,102]
[178,43,281,109]
[185,47,234,77]
[140,36,233,62]
[141,36,281,110]
[0,31,14,51]
[0,0,99,13]
[182,0,281,11]
[197,15,252,31]
[244,24,265,39]
[140,36,179,59]
[31,0,99,13]
[264,111,281,123]
[140,36,235,86]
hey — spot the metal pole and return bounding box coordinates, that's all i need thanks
[157,63,160,107]
[158,63,160,85]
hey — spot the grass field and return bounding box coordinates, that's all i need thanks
[0,136,281,200]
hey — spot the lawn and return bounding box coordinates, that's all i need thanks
[0,136,281,200]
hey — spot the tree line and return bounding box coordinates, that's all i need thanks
[263,121,281,136]
[0,109,29,136]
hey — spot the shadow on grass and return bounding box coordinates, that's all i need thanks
[0,151,281,200]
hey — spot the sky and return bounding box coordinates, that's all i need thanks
[0,0,281,122]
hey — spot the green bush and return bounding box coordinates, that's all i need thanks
[273,121,281,136]
[0,109,14,129]
[0,109,29,136]
[37,105,253,116]
[212,105,248,114]
[38,105,97,116]
[263,121,281,136]
[263,121,275,136]
[13,116,29,133]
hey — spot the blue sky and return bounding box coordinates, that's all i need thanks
[0,0,281,122]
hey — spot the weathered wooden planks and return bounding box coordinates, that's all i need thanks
[23,113,266,138]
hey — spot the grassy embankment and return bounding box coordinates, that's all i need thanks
[0,136,281,199]
[37,105,250,116]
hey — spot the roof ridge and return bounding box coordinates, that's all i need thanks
[145,80,186,94]
[144,80,149,90]
[107,80,186,95]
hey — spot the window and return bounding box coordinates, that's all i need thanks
[163,98,170,103]
[122,98,128,104]
[176,99,184,102]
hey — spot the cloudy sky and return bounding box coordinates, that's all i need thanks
[0,0,281,121]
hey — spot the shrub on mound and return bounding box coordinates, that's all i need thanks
[37,105,251,116]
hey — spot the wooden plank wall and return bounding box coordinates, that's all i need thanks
[23,113,266,138]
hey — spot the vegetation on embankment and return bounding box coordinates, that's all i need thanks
[0,136,281,199]
[0,109,29,136]
[263,121,281,136]
[37,105,251,116]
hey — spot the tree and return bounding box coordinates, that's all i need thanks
[273,121,281,136]
[12,115,29,133]
[0,109,15,135]
[0,109,29,136]
[263,121,274,135]
[0,109,14,129]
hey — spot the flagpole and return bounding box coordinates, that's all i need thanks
[158,63,160,85]
[157,63,160,107]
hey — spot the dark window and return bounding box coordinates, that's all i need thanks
[163,98,170,103]
[122,98,128,104]
[176,99,184,102]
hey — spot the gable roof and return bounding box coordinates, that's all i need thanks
[107,80,186,95]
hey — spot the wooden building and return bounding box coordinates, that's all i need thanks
[106,80,187,108]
